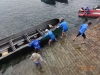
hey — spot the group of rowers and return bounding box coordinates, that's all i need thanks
[27,18,92,71]
[79,7,90,14]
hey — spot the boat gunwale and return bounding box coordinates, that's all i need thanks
[0,18,59,45]
[0,18,60,62]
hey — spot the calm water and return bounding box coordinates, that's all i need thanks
[0,0,100,39]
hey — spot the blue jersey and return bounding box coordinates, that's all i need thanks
[60,21,68,30]
[79,24,88,34]
[29,39,40,50]
[85,7,90,14]
[43,30,55,40]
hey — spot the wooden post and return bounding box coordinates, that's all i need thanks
[23,34,31,43]
[9,40,16,51]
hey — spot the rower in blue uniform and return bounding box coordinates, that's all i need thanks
[58,18,68,38]
[73,22,92,43]
[42,29,57,46]
[29,38,41,51]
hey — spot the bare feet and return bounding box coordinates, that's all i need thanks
[82,41,86,44]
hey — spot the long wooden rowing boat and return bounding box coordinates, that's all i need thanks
[0,18,62,64]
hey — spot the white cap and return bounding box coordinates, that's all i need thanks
[45,29,49,32]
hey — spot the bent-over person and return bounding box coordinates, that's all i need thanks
[73,22,92,44]
[29,37,41,51]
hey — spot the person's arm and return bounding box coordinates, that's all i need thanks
[30,54,34,60]
[79,24,83,29]
[85,7,87,10]
[42,33,49,39]
[88,9,90,13]
[37,39,40,44]
[56,23,62,28]
[29,42,33,47]
[39,55,46,63]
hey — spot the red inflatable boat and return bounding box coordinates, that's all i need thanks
[78,10,100,18]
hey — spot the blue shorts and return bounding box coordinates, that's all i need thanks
[34,62,40,66]
[62,29,68,32]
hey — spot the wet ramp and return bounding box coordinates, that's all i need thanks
[1,23,100,75]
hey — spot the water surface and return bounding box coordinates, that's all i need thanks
[0,0,100,39]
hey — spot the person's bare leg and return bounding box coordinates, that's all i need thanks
[61,32,64,38]
[48,40,51,46]
[55,38,57,41]
[65,31,67,36]
[82,38,85,43]
[73,32,80,41]
[73,36,77,41]
[37,64,42,71]
[82,33,86,44]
